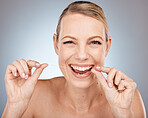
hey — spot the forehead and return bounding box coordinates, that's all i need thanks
[59,13,105,39]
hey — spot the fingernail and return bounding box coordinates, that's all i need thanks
[22,73,25,78]
[14,72,17,76]
[36,63,40,67]
[25,75,28,79]
[108,83,112,88]
[45,64,48,67]
[96,66,101,70]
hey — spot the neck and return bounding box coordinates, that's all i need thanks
[63,80,103,114]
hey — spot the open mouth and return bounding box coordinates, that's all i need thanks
[69,64,94,75]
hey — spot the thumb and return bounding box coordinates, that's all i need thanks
[27,63,48,85]
[91,68,108,89]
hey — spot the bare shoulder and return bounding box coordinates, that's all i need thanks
[32,76,66,103]
[132,88,146,118]
[22,76,65,118]
[34,76,65,93]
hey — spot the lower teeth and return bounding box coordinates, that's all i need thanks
[77,73,85,75]
[75,71,89,75]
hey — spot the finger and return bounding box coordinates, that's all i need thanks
[12,60,26,79]
[123,81,137,102]
[126,76,133,82]
[106,68,117,88]
[91,68,108,88]
[118,80,125,90]
[96,66,111,74]
[96,67,117,88]
[26,63,48,85]
[27,60,41,70]
[124,81,137,90]
[118,79,136,91]
[5,64,18,80]
[114,70,122,86]
[20,59,29,79]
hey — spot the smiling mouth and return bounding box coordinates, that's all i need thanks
[69,64,94,75]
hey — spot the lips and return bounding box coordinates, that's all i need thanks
[69,64,94,78]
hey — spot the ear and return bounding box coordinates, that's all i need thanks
[53,33,59,55]
[105,36,112,57]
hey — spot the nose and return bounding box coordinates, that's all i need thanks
[74,45,89,61]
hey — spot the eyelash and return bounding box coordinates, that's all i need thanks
[91,41,102,45]
[63,41,102,45]
[63,41,74,44]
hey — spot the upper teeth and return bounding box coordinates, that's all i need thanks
[71,65,92,71]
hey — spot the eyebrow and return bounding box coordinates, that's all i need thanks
[61,35,104,41]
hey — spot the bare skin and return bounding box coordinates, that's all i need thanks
[22,77,111,118]
[2,60,146,118]
[21,77,145,118]
[2,13,146,118]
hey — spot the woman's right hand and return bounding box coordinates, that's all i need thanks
[4,59,48,112]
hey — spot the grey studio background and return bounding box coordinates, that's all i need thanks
[0,0,148,117]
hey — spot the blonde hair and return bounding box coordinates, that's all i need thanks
[56,1,109,41]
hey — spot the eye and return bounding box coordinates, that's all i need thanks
[63,41,74,44]
[91,41,102,45]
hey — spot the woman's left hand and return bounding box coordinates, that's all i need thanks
[91,66,137,118]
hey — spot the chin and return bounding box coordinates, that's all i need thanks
[65,74,97,89]
[72,80,96,89]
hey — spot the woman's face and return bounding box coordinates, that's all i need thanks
[53,13,111,88]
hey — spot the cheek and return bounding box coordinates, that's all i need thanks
[90,47,106,65]
[58,46,75,77]
[58,46,74,64]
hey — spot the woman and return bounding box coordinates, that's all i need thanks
[2,1,146,118]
